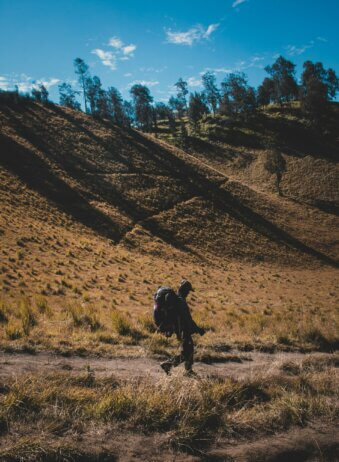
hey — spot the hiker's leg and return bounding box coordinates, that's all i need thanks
[183,335,194,371]
[160,338,185,373]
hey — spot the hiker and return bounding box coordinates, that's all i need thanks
[153,280,205,375]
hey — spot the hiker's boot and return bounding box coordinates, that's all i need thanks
[184,369,197,377]
[160,362,172,375]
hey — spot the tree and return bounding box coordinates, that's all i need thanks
[74,57,90,112]
[220,72,257,117]
[107,87,124,125]
[300,61,339,121]
[172,78,188,119]
[85,76,108,117]
[257,77,275,106]
[155,102,176,136]
[202,71,219,114]
[175,78,188,107]
[130,84,153,131]
[31,83,49,103]
[58,83,81,110]
[264,56,298,104]
[168,95,185,119]
[188,92,209,132]
[40,84,49,103]
[122,100,134,127]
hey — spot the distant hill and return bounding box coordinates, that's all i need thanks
[0,100,338,268]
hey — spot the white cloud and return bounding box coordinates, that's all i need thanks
[108,36,136,57]
[124,73,133,77]
[0,74,59,92]
[285,42,313,56]
[166,23,219,46]
[109,37,123,48]
[232,0,247,7]
[187,76,202,87]
[140,66,167,73]
[317,36,327,42]
[200,67,233,74]
[91,48,117,69]
[123,44,136,56]
[203,23,220,38]
[35,78,60,89]
[0,76,10,90]
[126,80,159,89]
[92,36,137,69]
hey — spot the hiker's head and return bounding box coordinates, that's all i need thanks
[178,279,194,298]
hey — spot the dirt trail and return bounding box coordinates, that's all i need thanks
[0,350,331,381]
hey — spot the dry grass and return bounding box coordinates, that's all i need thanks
[0,97,338,461]
[0,357,337,454]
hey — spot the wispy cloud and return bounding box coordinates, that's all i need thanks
[285,36,327,56]
[187,76,202,87]
[126,80,159,89]
[140,66,168,74]
[166,23,219,46]
[37,78,60,89]
[91,49,117,70]
[232,0,247,8]
[0,76,10,91]
[285,41,314,56]
[204,23,219,37]
[200,67,233,75]
[123,44,136,56]
[0,74,60,92]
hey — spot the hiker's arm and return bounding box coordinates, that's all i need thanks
[181,300,205,335]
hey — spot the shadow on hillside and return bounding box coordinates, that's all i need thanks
[1,101,337,266]
[196,110,339,161]
[125,130,339,268]
[0,130,199,258]
[0,133,124,241]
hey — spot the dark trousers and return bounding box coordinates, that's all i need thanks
[164,334,194,371]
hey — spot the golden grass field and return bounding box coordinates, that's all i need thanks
[0,100,338,460]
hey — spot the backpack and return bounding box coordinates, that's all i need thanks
[153,286,180,336]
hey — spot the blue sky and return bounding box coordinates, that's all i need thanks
[0,0,338,104]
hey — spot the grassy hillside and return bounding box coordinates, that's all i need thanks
[0,99,338,355]
[155,103,339,212]
[0,99,338,460]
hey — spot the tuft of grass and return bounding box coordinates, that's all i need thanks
[111,311,134,337]
[66,303,101,332]
[35,296,52,317]
[5,321,23,340]
[20,299,37,336]
[0,299,8,323]
[137,313,156,333]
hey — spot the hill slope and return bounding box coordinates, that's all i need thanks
[1,100,338,269]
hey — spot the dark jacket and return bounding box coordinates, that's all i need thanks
[176,295,200,337]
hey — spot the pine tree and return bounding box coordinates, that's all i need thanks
[58,83,81,110]
[202,71,219,114]
[74,58,90,112]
